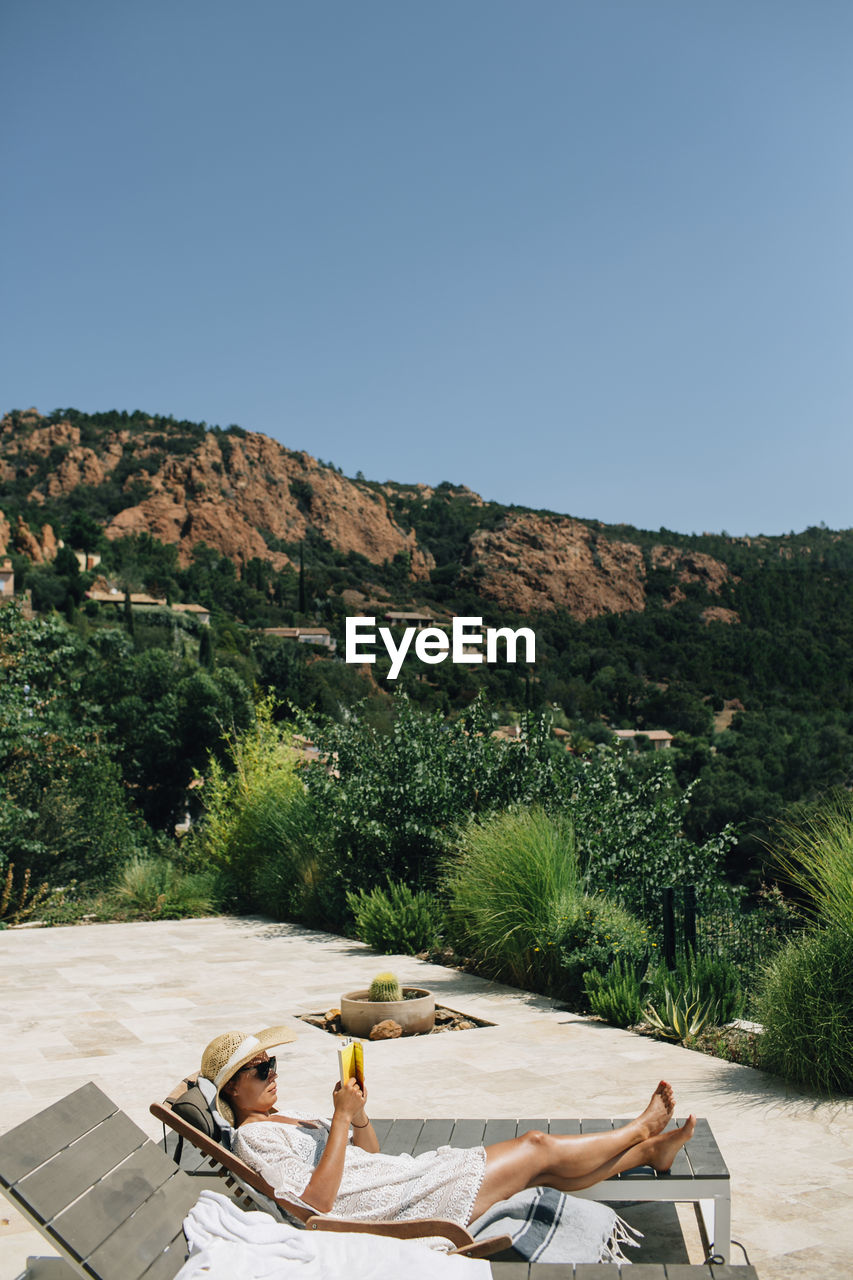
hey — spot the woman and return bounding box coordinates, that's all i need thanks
[201,1026,695,1230]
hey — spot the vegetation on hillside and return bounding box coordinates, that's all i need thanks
[3,408,852,1093]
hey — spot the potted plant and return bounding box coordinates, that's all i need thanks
[340,971,435,1037]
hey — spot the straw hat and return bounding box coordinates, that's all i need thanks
[201,1026,296,1126]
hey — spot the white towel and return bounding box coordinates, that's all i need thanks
[176,1190,490,1280]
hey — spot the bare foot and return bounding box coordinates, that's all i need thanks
[635,1081,675,1138]
[645,1115,696,1172]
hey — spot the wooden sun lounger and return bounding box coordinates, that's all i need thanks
[153,1075,733,1265]
[0,1084,747,1280]
[0,1082,507,1280]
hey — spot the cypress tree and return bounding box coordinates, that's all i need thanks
[123,588,135,637]
[298,542,306,615]
[199,626,214,669]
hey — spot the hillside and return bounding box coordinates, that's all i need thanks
[0,405,750,621]
[3,404,853,885]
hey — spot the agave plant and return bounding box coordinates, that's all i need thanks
[644,983,720,1042]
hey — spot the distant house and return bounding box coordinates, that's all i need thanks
[613,728,674,751]
[383,611,441,631]
[0,558,14,597]
[262,626,336,652]
[73,551,102,572]
[84,590,210,624]
[86,589,167,611]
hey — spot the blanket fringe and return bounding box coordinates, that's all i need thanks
[600,1214,644,1265]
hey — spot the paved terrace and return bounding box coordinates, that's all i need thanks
[1,917,851,1279]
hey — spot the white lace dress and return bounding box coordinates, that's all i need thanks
[233,1112,487,1227]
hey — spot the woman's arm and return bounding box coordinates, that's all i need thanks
[300,1078,368,1213]
[349,1099,379,1154]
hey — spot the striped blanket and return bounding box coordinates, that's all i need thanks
[469,1187,642,1264]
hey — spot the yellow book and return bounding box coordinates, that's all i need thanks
[337,1039,365,1090]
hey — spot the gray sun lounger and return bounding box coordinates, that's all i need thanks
[154,1074,733,1265]
[2,1083,750,1280]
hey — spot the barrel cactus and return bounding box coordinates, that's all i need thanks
[369,972,402,1002]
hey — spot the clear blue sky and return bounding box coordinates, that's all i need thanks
[2,1,851,536]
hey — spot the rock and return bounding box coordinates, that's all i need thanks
[40,524,58,561]
[301,1015,329,1031]
[466,513,731,619]
[0,409,434,577]
[324,1008,341,1022]
[368,1019,403,1040]
[13,516,44,563]
[700,606,740,625]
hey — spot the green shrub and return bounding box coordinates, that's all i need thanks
[195,700,324,919]
[112,857,218,919]
[301,695,569,900]
[571,753,735,923]
[772,791,853,931]
[647,949,745,1025]
[553,895,649,1008]
[347,880,442,956]
[757,925,853,1094]
[584,957,646,1027]
[443,807,582,991]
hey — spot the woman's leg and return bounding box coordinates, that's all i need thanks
[468,1083,693,1223]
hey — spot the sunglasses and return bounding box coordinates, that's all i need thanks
[238,1055,277,1081]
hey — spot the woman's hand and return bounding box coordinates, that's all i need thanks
[300,1078,370,1213]
[332,1077,367,1120]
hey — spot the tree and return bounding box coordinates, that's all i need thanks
[198,626,214,669]
[0,604,144,886]
[120,586,133,637]
[65,511,104,554]
[298,543,306,615]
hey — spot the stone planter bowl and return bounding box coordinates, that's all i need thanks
[340,988,435,1037]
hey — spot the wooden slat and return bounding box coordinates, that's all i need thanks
[382,1119,424,1156]
[137,1227,191,1280]
[52,1141,179,1259]
[706,1269,758,1280]
[530,1262,577,1279]
[482,1119,518,1146]
[367,1118,394,1146]
[18,1111,149,1222]
[449,1118,487,1148]
[0,1084,116,1186]
[162,1129,209,1174]
[664,1267,713,1280]
[629,1267,669,1279]
[412,1119,454,1156]
[683,1119,729,1178]
[572,1265,623,1279]
[547,1118,580,1136]
[579,1118,613,1133]
[488,1263,530,1279]
[516,1118,549,1137]
[84,1176,199,1280]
